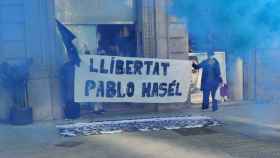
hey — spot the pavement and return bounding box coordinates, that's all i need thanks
[1,101,280,158]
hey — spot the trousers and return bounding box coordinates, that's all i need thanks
[202,87,218,111]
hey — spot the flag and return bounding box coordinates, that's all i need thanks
[56,20,81,66]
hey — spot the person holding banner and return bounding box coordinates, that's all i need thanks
[192,51,222,112]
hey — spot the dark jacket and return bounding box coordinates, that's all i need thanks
[193,58,222,91]
[60,62,75,103]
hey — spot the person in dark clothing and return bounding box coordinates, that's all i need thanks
[60,60,81,119]
[60,61,75,104]
[113,26,137,57]
[192,52,222,111]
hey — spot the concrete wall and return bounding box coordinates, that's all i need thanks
[0,0,26,120]
[55,0,135,24]
[0,0,190,121]
[243,50,256,100]
[168,16,189,60]
[154,0,169,59]
[242,48,280,103]
[136,0,157,57]
[255,48,280,103]
[226,52,251,102]
[137,0,189,59]
[233,58,244,101]
[0,0,62,121]
[133,0,189,112]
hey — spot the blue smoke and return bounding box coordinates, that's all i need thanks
[171,1,280,123]
[170,0,280,53]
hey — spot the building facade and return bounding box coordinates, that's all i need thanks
[0,0,189,121]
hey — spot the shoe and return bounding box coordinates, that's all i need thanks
[202,106,209,110]
[202,107,209,112]
[212,106,218,112]
[94,111,103,115]
[99,109,106,113]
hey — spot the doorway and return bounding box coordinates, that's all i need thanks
[97,24,137,57]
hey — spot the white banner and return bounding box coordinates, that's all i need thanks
[75,55,192,103]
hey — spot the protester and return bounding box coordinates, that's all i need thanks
[113,26,137,57]
[74,42,106,115]
[192,51,222,111]
[60,60,81,119]
[186,56,200,104]
[92,48,106,114]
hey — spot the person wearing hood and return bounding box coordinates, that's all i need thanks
[192,51,222,111]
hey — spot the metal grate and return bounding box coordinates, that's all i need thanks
[55,141,83,148]
[174,128,219,136]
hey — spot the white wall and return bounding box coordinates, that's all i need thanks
[227,54,244,101]
[233,58,244,101]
